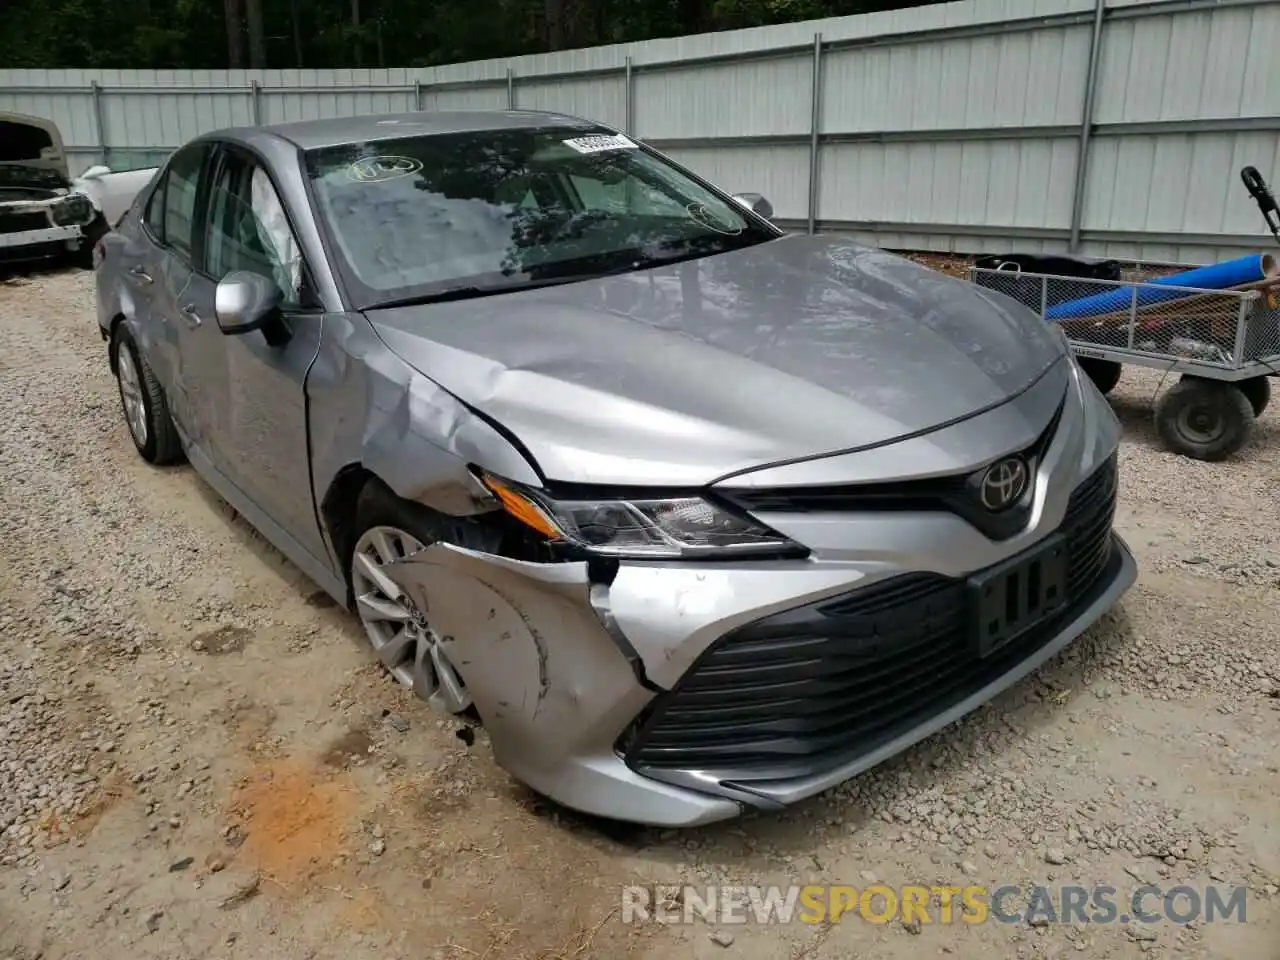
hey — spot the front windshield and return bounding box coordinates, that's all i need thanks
[303,126,777,308]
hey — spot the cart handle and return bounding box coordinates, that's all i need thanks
[1242,165,1280,241]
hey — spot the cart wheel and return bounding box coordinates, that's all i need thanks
[1077,357,1122,395]
[1154,378,1255,462]
[1237,376,1271,417]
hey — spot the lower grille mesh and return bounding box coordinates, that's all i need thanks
[621,455,1119,778]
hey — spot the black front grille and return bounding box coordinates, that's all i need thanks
[621,455,1119,779]
[0,211,49,234]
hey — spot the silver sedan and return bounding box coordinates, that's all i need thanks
[95,110,1137,826]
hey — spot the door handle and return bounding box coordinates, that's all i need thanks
[179,304,203,328]
[128,265,154,285]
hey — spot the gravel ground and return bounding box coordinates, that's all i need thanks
[1,267,1278,960]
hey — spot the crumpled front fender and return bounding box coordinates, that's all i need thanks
[382,543,755,823]
[383,544,651,762]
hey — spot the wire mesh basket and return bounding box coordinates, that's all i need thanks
[968,267,1280,379]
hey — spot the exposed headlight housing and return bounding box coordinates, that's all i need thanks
[50,194,96,226]
[478,472,806,560]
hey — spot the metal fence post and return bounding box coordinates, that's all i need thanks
[1068,0,1106,253]
[624,56,634,135]
[90,81,109,167]
[413,79,422,111]
[1231,293,1255,366]
[250,80,262,126]
[507,68,515,110]
[1127,284,1139,350]
[806,33,824,235]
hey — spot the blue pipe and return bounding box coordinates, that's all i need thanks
[1045,253,1273,321]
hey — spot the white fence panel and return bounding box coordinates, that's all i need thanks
[1,0,1277,263]
[664,145,811,219]
[634,55,815,139]
[514,76,628,130]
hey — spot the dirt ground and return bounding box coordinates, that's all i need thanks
[1,267,1278,960]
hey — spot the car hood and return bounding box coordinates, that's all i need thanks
[0,112,69,185]
[366,235,1065,487]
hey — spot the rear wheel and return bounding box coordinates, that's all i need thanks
[350,481,475,717]
[1077,357,1122,395]
[113,327,184,464]
[1154,377,1254,461]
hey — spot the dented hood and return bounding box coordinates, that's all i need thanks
[367,236,1066,487]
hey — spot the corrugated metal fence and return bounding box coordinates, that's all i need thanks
[2,0,1278,264]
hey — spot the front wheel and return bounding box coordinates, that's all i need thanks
[1154,377,1254,461]
[349,480,476,718]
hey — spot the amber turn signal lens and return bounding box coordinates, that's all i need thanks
[479,474,563,541]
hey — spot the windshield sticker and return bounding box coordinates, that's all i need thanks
[685,202,743,236]
[561,134,638,155]
[346,155,423,183]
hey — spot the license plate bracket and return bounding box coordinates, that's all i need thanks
[967,534,1068,658]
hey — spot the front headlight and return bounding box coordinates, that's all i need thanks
[479,472,804,559]
[50,194,95,226]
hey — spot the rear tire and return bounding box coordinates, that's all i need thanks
[1077,357,1122,395]
[1237,376,1271,418]
[1154,377,1254,461]
[112,327,184,465]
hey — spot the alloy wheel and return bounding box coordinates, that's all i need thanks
[350,525,472,715]
[116,347,149,447]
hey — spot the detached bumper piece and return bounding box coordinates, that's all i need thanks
[620,454,1119,786]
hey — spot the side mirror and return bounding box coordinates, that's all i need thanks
[731,192,774,220]
[214,270,283,335]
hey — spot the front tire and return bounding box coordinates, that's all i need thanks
[350,481,477,717]
[1154,377,1254,461]
[113,327,183,464]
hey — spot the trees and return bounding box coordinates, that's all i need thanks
[0,0,933,71]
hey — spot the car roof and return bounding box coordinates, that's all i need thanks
[215,110,604,152]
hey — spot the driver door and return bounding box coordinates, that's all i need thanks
[185,146,329,564]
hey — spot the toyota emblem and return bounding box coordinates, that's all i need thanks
[980,457,1029,511]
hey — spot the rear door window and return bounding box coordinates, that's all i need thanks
[142,144,208,260]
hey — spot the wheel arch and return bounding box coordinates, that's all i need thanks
[318,457,560,609]
[106,312,128,374]
[317,462,505,607]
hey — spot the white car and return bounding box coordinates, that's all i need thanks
[0,111,157,268]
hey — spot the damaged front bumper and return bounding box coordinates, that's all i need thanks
[384,531,1135,827]
[0,225,85,261]
[1,196,94,260]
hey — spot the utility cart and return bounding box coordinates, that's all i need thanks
[968,166,1280,462]
[968,266,1279,461]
